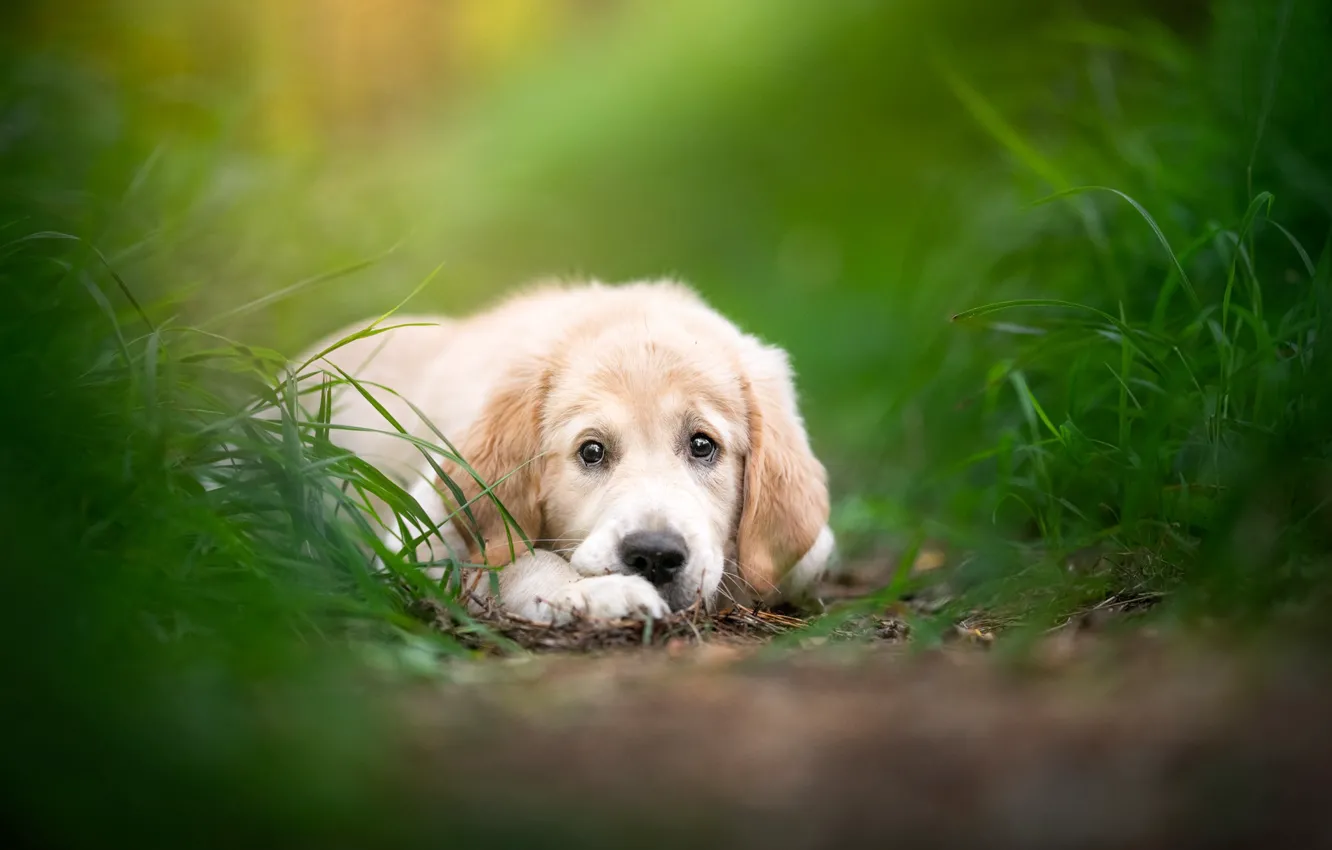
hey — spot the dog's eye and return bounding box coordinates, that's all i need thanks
[689,433,717,462]
[578,440,606,466]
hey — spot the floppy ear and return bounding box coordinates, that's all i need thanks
[736,339,830,598]
[440,359,551,567]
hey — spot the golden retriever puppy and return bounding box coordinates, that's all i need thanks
[295,279,833,623]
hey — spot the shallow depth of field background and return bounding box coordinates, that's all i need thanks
[3,0,1332,846]
[14,1,1310,530]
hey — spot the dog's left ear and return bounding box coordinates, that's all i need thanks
[736,338,831,598]
[442,356,553,567]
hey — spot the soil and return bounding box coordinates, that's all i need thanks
[387,565,1332,849]
[392,634,1332,849]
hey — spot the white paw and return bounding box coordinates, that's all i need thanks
[784,525,836,594]
[534,575,670,624]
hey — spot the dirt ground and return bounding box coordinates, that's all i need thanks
[390,600,1332,849]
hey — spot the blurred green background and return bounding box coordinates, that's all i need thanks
[6,1,1279,519]
[3,0,1332,846]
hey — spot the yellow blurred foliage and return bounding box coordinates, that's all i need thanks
[31,0,598,151]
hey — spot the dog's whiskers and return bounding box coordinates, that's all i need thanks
[713,581,741,608]
[721,559,758,591]
[718,559,767,605]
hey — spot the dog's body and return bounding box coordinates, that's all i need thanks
[296,279,833,623]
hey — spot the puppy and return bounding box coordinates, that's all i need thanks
[293,279,834,623]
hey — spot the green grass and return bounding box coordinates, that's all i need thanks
[0,232,541,847]
[943,187,1331,629]
[4,0,1332,845]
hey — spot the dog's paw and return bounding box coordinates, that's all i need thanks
[534,575,670,624]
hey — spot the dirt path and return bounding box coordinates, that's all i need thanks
[390,635,1332,849]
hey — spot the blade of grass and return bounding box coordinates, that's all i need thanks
[1029,186,1200,309]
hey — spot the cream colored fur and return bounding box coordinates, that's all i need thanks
[292,279,833,624]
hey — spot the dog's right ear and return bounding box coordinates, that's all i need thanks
[735,338,831,600]
[440,358,552,566]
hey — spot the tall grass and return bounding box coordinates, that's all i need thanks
[947,190,1331,628]
[50,238,541,651]
[0,228,555,844]
[924,1,1332,630]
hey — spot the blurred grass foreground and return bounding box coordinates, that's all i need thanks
[4,0,1332,847]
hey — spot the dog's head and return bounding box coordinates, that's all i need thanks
[449,283,829,611]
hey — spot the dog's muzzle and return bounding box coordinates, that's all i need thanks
[618,529,688,587]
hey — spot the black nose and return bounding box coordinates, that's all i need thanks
[619,530,688,586]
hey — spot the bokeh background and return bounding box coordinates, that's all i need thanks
[8,0,1268,509]
[4,1,1332,846]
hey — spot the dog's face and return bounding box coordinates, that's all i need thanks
[451,284,830,612]
[540,337,749,610]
